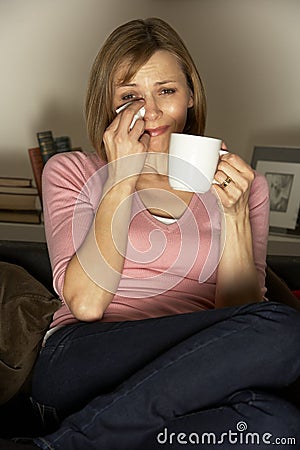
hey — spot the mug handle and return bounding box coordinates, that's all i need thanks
[212,149,229,185]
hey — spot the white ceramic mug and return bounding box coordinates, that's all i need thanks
[168,133,225,193]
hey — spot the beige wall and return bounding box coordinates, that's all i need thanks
[1,0,300,177]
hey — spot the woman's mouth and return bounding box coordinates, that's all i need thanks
[144,126,169,137]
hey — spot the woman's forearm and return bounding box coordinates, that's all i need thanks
[215,209,262,308]
[63,102,150,322]
[63,178,136,321]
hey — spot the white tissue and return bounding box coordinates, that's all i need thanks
[130,107,145,130]
[115,102,145,130]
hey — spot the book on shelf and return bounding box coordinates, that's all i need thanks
[0,209,41,224]
[0,185,40,210]
[37,131,76,163]
[0,176,32,188]
[55,136,71,153]
[28,131,81,204]
[0,183,41,224]
[37,130,57,164]
[28,147,44,203]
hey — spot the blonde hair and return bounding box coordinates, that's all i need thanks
[85,17,207,160]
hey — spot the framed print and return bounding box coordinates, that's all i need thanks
[251,146,300,235]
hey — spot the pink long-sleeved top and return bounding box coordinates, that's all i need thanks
[42,151,269,328]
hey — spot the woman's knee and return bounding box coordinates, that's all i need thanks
[236,302,300,350]
[229,302,300,384]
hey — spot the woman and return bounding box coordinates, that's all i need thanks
[3,17,300,450]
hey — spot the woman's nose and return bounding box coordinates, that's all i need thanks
[143,97,162,121]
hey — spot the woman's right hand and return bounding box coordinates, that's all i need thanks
[103,100,150,183]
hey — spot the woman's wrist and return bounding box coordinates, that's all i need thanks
[103,173,138,198]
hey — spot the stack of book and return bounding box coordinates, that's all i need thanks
[0,177,41,224]
[28,130,79,205]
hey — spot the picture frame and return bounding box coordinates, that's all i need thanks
[251,146,300,236]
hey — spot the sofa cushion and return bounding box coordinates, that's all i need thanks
[0,262,60,405]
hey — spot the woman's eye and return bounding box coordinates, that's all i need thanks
[121,93,136,101]
[160,88,176,95]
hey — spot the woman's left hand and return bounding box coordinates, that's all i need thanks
[213,148,255,217]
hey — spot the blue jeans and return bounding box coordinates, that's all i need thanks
[31,302,300,449]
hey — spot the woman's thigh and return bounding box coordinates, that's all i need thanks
[31,301,300,419]
[32,306,236,414]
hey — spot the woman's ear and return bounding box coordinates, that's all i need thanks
[188,90,194,109]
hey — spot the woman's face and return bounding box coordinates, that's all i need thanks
[112,50,194,153]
